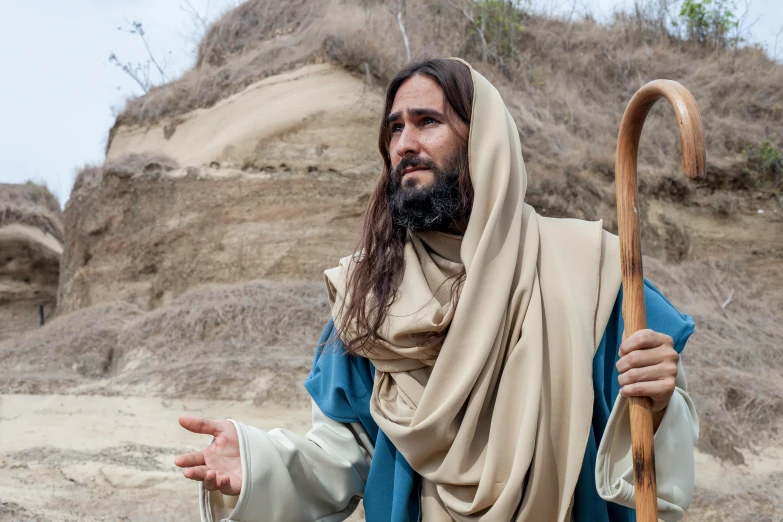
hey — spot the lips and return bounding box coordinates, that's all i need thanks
[394,158,436,180]
[402,166,429,177]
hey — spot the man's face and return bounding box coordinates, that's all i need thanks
[385,75,469,231]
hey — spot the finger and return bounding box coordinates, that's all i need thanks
[620,379,673,400]
[174,450,206,468]
[183,465,210,481]
[217,474,233,495]
[619,329,673,356]
[203,469,219,491]
[617,362,677,387]
[616,346,677,374]
[179,416,222,436]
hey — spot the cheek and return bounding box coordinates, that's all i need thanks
[388,138,400,167]
[422,129,459,161]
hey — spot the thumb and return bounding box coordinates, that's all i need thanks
[178,416,222,437]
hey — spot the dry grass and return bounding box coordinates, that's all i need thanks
[0,300,141,391]
[691,471,783,522]
[98,0,783,465]
[0,182,63,241]
[109,0,332,142]
[1,3,779,520]
[51,156,783,471]
[0,280,328,405]
[110,0,783,190]
[645,257,783,463]
[195,0,325,68]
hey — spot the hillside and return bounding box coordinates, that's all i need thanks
[1,0,781,521]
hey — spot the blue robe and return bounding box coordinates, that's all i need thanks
[304,280,694,522]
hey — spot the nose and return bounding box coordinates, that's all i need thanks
[394,125,421,162]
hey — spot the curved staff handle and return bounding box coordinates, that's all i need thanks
[615,80,705,522]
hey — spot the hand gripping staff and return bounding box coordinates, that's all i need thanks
[615,80,705,522]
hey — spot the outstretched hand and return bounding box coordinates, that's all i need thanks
[175,416,242,496]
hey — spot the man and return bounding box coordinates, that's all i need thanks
[175,58,698,522]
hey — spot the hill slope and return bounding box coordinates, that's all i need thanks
[1,1,781,520]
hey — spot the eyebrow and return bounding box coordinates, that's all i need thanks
[385,108,446,127]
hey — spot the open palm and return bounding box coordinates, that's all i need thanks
[175,416,243,496]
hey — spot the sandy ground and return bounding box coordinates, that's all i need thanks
[2,393,779,522]
[0,394,312,521]
[6,42,780,522]
[689,444,783,521]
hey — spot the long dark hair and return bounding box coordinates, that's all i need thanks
[337,58,474,355]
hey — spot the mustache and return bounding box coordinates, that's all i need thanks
[393,156,438,179]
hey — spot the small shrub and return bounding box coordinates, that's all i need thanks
[457,0,529,70]
[758,140,783,176]
[23,180,57,207]
[742,136,783,187]
[676,0,738,49]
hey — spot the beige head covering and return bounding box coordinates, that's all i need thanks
[325,60,622,521]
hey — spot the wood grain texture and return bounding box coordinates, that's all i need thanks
[615,80,705,522]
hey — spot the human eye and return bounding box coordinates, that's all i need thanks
[422,117,438,125]
[391,123,403,133]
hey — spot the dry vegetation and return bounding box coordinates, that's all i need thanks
[71,153,179,199]
[105,3,783,518]
[111,0,783,189]
[645,254,783,462]
[2,1,781,520]
[0,182,63,241]
[103,0,783,465]
[0,280,328,405]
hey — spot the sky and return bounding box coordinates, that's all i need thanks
[0,0,238,204]
[1,0,781,206]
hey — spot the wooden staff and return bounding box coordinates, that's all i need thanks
[615,80,705,522]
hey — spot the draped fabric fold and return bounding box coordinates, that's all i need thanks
[324,60,623,521]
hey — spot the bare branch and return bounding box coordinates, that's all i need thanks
[110,19,176,91]
[108,52,150,93]
[563,0,578,48]
[181,0,210,32]
[773,24,783,62]
[446,0,489,61]
[130,21,171,84]
[180,0,211,57]
[721,288,735,310]
[394,0,411,63]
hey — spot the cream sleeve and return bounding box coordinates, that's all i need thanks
[199,401,373,522]
[595,361,699,522]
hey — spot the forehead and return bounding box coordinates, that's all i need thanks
[390,74,444,115]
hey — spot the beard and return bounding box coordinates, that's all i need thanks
[387,148,469,232]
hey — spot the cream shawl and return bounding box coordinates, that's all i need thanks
[325,60,622,521]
